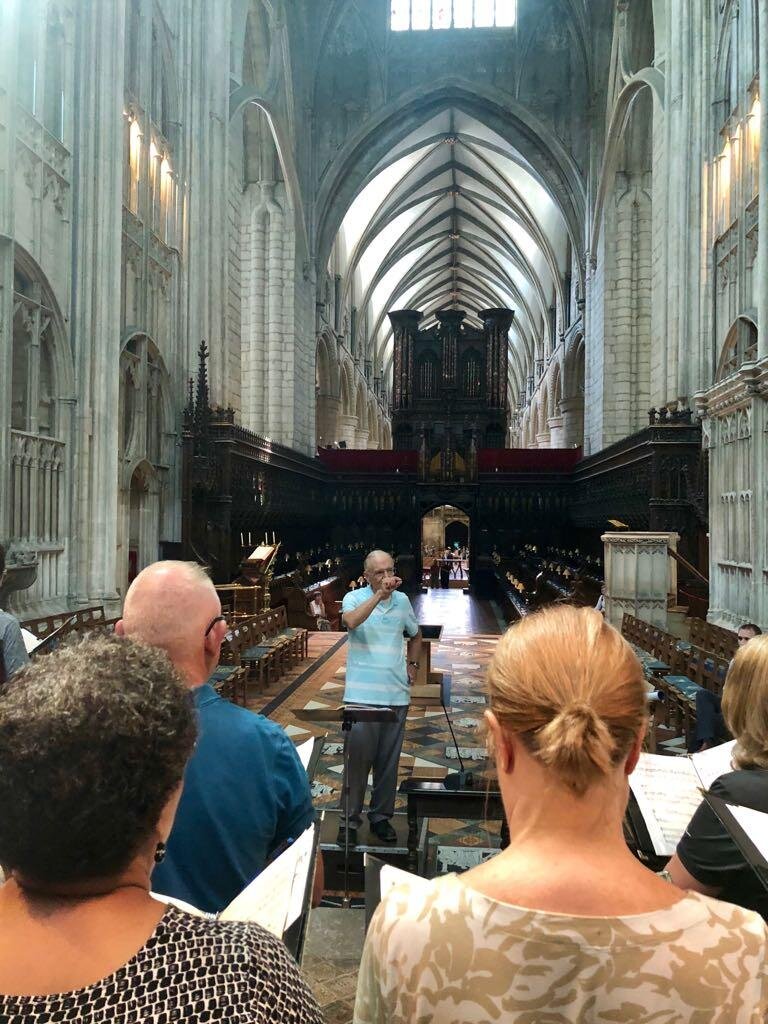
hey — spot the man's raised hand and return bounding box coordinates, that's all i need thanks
[381,575,402,594]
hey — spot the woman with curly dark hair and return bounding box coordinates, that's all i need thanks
[0,633,323,1023]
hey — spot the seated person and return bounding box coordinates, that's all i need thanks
[691,623,762,751]
[0,544,28,684]
[117,561,317,914]
[309,590,331,630]
[0,633,322,1023]
[667,633,768,918]
[355,606,768,1023]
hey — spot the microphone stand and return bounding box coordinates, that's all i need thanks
[442,695,473,789]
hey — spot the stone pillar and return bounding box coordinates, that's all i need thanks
[388,310,422,410]
[601,531,679,629]
[560,396,584,447]
[316,395,340,448]
[758,0,768,359]
[547,415,564,448]
[337,414,358,448]
[69,0,126,606]
[480,307,515,410]
[535,431,551,449]
[354,427,370,449]
[0,1,18,542]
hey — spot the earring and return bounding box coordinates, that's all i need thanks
[154,842,167,864]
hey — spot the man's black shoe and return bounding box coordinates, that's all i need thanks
[370,820,397,843]
[336,827,357,848]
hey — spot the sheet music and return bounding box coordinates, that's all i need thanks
[691,739,736,792]
[296,736,315,772]
[21,628,40,653]
[219,823,315,935]
[726,804,768,865]
[629,754,703,856]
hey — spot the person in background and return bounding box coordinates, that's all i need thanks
[667,634,768,918]
[0,633,323,1023]
[117,561,319,914]
[309,590,331,631]
[595,583,606,614]
[0,544,29,684]
[355,606,768,1023]
[692,623,762,751]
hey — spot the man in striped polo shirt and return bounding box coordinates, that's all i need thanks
[338,550,422,847]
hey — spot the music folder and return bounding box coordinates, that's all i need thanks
[627,741,736,857]
[705,795,768,893]
[151,820,321,954]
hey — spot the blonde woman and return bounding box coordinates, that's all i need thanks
[668,634,768,917]
[354,606,768,1023]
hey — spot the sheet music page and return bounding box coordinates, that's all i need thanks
[379,863,430,900]
[220,824,315,936]
[296,736,315,772]
[284,826,316,930]
[150,891,209,918]
[726,804,768,865]
[629,754,702,856]
[21,628,40,653]
[691,739,736,792]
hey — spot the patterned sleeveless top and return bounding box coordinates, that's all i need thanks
[355,874,768,1023]
[0,906,323,1023]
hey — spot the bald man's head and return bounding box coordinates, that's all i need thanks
[119,561,224,681]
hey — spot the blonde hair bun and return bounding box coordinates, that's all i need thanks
[486,605,646,795]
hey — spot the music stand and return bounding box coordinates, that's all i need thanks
[294,704,397,907]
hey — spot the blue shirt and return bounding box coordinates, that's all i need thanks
[342,585,419,706]
[0,609,28,683]
[152,684,315,914]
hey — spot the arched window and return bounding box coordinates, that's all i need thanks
[461,349,483,398]
[716,317,758,381]
[390,0,516,31]
[9,256,72,608]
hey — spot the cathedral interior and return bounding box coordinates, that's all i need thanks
[1,1,768,1020]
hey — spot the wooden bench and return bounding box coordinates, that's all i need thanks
[688,618,738,660]
[22,606,118,642]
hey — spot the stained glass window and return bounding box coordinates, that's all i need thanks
[390,1,410,31]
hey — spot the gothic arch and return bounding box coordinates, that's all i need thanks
[590,68,664,263]
[314,79,587,281]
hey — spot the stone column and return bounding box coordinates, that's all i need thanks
[0,1,19,542]
[69,0,126,606]
[535,431,551,449]
[559,396,584,447]
[758,0,768,359]
[388,309,422,410]
[337,414,358,448]
[547,415,564,448]
[316,395,340,447]
[601,531,679,629]
[354,427,370,449]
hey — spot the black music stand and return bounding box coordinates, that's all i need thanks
[294,704,397,907]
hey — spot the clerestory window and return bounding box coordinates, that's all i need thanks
[390,0,515,31]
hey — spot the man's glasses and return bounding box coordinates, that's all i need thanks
[370,567,395,578]
[204,615,227,637]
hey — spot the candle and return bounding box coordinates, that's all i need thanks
[272,531,276,544]
[248,532,252,546]
[240,532,244,547]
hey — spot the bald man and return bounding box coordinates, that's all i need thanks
[117,561,316,913]
[339,550,421,847]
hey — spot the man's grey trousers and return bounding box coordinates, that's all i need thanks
[341,705,409,829]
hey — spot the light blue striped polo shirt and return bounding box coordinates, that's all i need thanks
[342,585,419,706]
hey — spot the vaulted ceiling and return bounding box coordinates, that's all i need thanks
[334,106,570,404]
